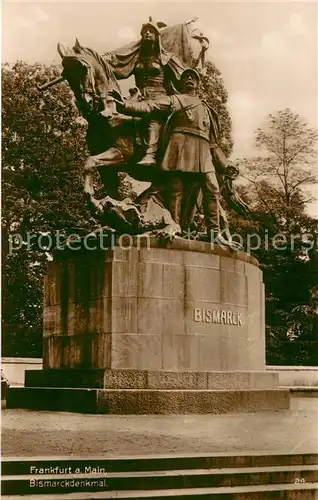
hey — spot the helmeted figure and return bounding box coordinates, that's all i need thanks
[113,68,231,240]
[104,18,185,166]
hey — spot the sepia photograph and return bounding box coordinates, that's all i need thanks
[1,0,318,498]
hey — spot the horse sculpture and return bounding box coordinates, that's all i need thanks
[38,38,196,235]
[57,40,160,205]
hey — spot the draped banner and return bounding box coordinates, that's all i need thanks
[103,20,210,75]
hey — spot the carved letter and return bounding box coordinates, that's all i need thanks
[212,309,220,323]
[227,311,233,325]
[194,308,202,322]
[205,309,212,323]
[221,310,227,324]
[232,312,238,325]
[238,313,243,326]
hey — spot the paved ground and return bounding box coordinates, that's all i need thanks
[2,398,317,457]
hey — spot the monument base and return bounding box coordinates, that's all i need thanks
[7,388,290,415]
[23,368,279,390]
[6,241,291,414]
[7,368,290,414]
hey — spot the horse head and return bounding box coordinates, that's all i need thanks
[56,39,120,118]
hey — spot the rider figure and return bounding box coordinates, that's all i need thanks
[104,18,184,166]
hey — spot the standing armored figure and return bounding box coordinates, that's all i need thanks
[111,69,232,242]
[104,18,184,166]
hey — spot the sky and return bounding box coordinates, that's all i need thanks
[2,0,318,215]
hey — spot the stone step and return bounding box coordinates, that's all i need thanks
[6,387,290,414]
[24,369,279,391]
[4,453,317,476]
[2,465,318,495]
[286,388,318,397]
[2,482,318,499]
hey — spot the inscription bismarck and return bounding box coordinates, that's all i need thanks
[194,308,244,326]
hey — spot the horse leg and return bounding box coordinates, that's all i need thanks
[88,147,124,169]
[83,159,104,212]
[84,147,126,203]
[84,157,96,198]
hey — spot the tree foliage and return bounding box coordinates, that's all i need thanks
[117,173,138,202]
[239,108,317,220]
[199,60,233,157]
[232,109,318,365]
[2,61,89,356]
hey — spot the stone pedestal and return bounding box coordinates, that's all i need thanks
[7,239,290,414]
[44,239,266,372]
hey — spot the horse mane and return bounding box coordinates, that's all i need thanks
[80,46,120,91]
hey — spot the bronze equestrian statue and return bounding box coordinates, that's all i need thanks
[37,19,250,242]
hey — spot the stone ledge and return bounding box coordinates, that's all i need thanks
[25,369,279,390]
[287,387,318,398]
[7,387,290,414]
[54,237,260,268]
[1,357,42,365]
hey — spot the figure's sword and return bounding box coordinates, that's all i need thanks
[185,16,199,25]
[37,76,64,91]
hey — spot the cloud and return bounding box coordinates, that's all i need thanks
[32,5,50,24]
[288,13,307,36]
[14,17,33,29]
[205,27,234,46]
[11,4,49,30]
[117,25,138,41]
[227,91,267,155]
[261,13,310,56]
[261,31,286,55]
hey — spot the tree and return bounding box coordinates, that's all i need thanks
[2,62,90,234]
[117,173,138,202]
[232,109,318,365]
[199,60,233,157]
[239,108,317,223]
[2,61,90,356]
